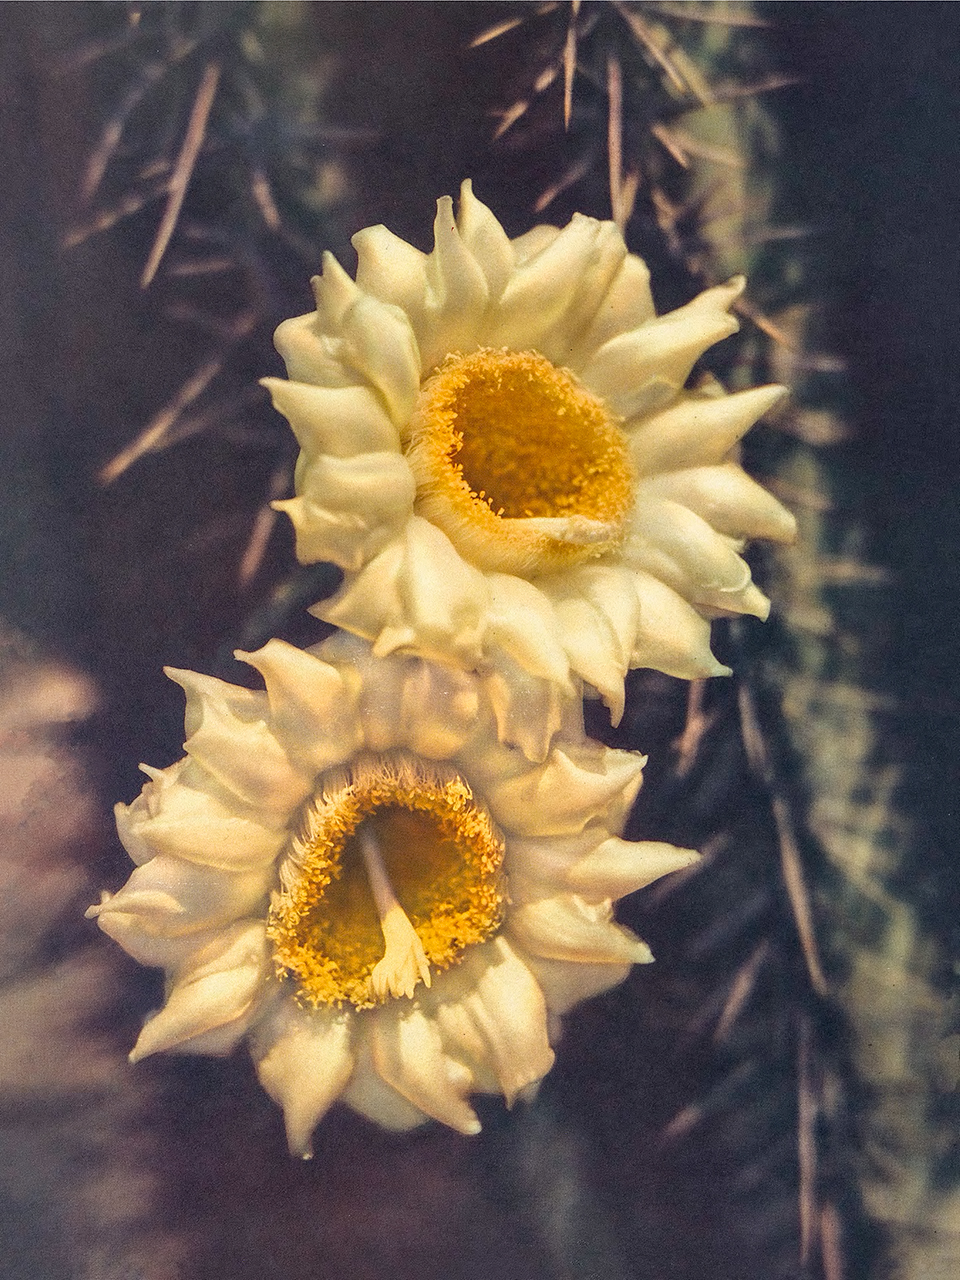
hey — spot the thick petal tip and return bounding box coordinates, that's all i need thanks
[632,939,655,965]
[778,509,800,545]
[128,1038,151,1065]
[745,586,772,620]
[84,894,107,920]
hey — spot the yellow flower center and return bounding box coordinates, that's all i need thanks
[406,348,635,575]
[268,752,506,1010]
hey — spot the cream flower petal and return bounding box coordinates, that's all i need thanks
[261,378,400,458]
[579,278,744,417]
[575,253,656,357]
[480,746,644,838]
[167,668,311,816]
[270,309,356,390]
[115,787,163,866]
[540,565,642,724]
[310,251,361,330]
[455,179,514,302]
[315,517,489,666]
[550,596,628,722]
[562,566,644,670]
[340,1047,430,1132]
[327,293,421,427]
[277,451,416,571]
[508,831,698,902]
[249,1001,355,1157]
[173,667,262,738]
[521,954,634,1016]
[113,810,153,867]
[428,937,554,1105]
[92,907,226,969]
[484,214,625,353]
[367,1005,481,1135]
[418,195,491,368]
[566,838,699,900]
[643,464,798,544]
[272,496,369,570]
[353,226,431,336]
[316,630,482,759]
[507,895,653,967]
[504,826,607,883]
[129,920,270,1061]
[628,384,787,472]
[357,194,494,375]
[331,640,408,752]
[509,223,561,263]
[87,854,272,936]
[395,660,483,759]
[292,446,412,515]
[625,570,731,680]
[485,573,573,689]
[481,650,570,765]
[116,760,287,872]
[277,254,422,425]
[532,224,628,368]
[623,498,769,618]
[235,640,363,775]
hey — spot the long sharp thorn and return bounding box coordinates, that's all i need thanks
[797,1016,819,1266]
[239,461,290,588]
[615,1,687,94]
[470,15,524,47]
[141,60,221,288]
[98,311,254,484]
[607,53,624,227]
[563,0,580,129]
[738,684,829,997]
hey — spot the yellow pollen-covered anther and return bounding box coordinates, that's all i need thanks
[406,348,636,575]
[268,752,506,1009]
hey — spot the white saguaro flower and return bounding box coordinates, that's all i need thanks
[89,635,697,1156]
[266,182,796,760]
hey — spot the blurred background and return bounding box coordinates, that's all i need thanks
[0,3,957,1278]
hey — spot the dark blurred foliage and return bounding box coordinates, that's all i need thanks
[0,4,958,1279]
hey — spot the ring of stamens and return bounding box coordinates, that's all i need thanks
[406,348,635,575]
[268,752,506,1010]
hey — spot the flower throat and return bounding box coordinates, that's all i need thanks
[406,348,635,574]
[268,753,506,1009]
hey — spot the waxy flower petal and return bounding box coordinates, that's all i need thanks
[429,938,554,1104]
[116,760,288,871]
[129,921,270,1061]
[250,1001,355,1157]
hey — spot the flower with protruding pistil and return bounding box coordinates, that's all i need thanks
[265,182,796,761]
[89,634,697,1155]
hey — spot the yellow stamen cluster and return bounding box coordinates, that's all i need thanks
[268,752,506,1009]
[406,348,636,575]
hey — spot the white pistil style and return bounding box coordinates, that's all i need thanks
[358,824,432,1001]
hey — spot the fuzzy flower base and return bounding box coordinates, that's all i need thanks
[267,182,796,757]
[90,635,696,1155]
